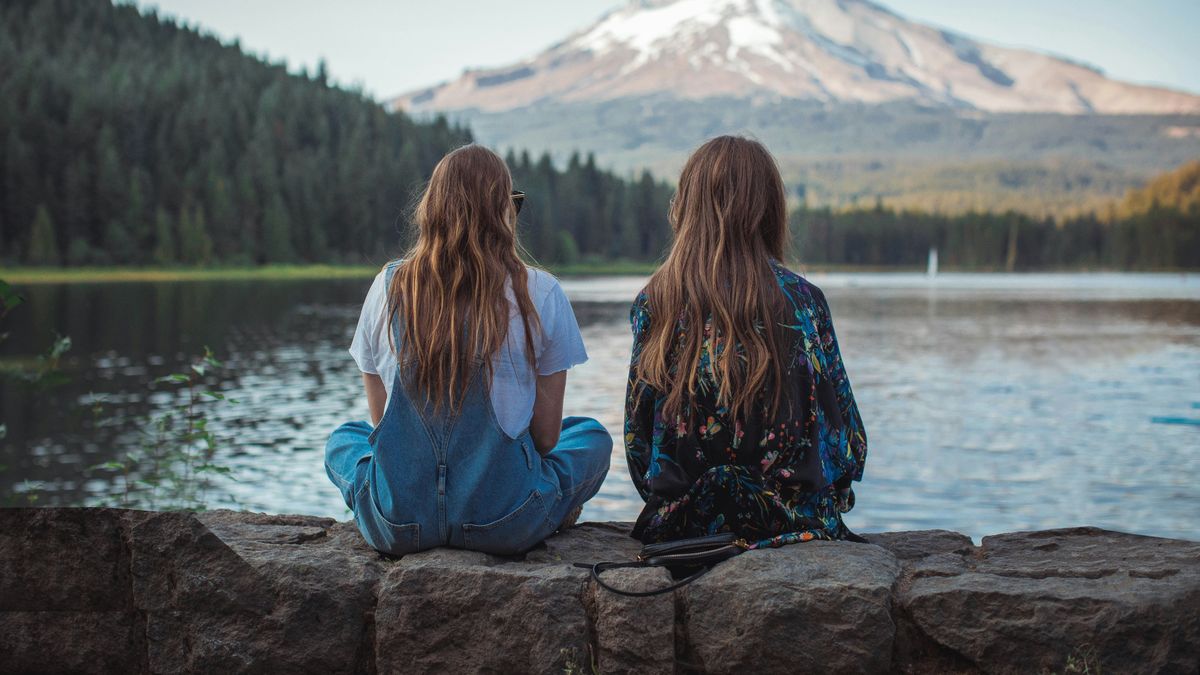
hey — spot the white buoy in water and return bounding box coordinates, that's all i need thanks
[927,247,938,278]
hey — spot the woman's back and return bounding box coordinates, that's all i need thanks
[622,136,867,547]
[325,144,611,557]
[625,261,867,545]
[347,261,590,552]
[350,262,586,439]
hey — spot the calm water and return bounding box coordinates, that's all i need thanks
[2,272,1198,542]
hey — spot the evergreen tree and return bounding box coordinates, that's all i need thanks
[634,171,667,259]
[125,169,151,253]
[263,194,295,263]
[178,204,214,265]
[95,125,127,225]
[3,130,32,254]
[557,231,580,265]
[153,207,176,265]
[102,218,136,264]
[206,174,237,258]
[27,205,60,266]
[62,157,93,247]
[66,237,95,266]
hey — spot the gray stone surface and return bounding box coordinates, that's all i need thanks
[0,507,133,612]
[375,547,592,674]
[584,566,676,675]
[0,610,145,673]
[897,527,1200,675]
[2,509,1198,674]
[681,540,902,674]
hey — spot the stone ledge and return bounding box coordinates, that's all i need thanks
[0,508,1196,674]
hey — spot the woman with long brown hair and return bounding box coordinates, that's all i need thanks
[326,144,611,556]
[624,136,867,546]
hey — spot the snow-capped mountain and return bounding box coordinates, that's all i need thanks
[392,0,1200,115]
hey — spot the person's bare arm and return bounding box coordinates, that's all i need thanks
[530,370,567,455]
[364,373,387,426]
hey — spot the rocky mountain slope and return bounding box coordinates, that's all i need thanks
[393,0,1200,115]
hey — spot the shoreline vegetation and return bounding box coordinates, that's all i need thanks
[4,262,1197,286]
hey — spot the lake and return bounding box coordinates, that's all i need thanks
[2,272,1198,542]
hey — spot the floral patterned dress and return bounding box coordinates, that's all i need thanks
[624,260,867,548]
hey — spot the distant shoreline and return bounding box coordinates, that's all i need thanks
[1,263,666,285]
[2,263,663,285]
[5,263,1196,285]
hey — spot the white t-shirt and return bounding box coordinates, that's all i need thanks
[349,264,588,438]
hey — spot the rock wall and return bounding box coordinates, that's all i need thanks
[0,508,1196,674]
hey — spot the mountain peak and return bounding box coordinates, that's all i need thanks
[393,0,1200,115]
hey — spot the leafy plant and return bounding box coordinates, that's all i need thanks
[0,277,71,507]
[28,334,72,387]
[89,346,239,510]
[0,279,23,329]
[1043,645,1103,675]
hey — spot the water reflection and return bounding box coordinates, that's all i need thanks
[1,273,1197,541]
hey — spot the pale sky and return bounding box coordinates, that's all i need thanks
[130,0,1200,100]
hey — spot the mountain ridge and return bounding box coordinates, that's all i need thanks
[391,0,1200,115]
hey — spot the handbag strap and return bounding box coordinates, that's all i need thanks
[572,561,715,598]
[578,525,870,597]
[842,524,869,544]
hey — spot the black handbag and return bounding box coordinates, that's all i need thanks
[573,533,751,597]
[576,526,870,597]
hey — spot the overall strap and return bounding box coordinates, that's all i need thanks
[381,259,489,448]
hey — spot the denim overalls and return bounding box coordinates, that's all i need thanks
[325,270,612,556]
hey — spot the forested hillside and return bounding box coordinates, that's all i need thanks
[0,0,671,267]
[1118,160,1200,218]
[792,159,1199,270]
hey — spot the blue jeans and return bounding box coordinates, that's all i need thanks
[326,383,611,556]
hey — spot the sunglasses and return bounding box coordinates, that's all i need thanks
[512,190,525,215]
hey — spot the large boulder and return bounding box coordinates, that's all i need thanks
[0,508,147,673]
[895,527,1200,675]
[583,565,676,675]
[679,540,902,674]
[374,547,591,674]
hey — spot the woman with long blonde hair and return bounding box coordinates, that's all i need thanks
[326,144,611,556]
[624,136,867,546]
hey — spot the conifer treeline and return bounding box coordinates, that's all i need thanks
[792,199,1198,270]
[507,151,672,264]
[0,0,672,267]
[795,160,1198,270]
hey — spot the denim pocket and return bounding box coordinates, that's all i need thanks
[519,434,537,471]
[354,479,421,556]
[462,489,552,555]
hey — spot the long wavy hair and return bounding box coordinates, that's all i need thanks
[387,144,538,412]
[635,136,790,422]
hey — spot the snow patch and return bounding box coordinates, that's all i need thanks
[727,15,782,49]
[575,0,731,61]
[726,15,792,70]
[576,0,804,74]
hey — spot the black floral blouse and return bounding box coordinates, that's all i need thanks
[624,260,868,547]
